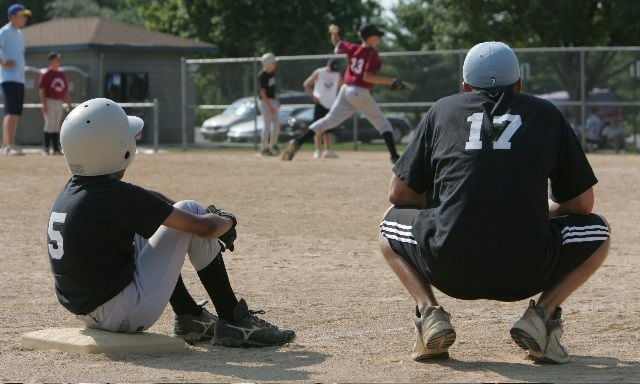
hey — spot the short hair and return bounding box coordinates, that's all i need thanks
[47,51,61,62]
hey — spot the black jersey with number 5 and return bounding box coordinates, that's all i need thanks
[393,89,597,296]
[46,176,174,315]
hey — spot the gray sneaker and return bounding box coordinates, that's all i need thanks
[213,298,295,347]
[412,306,457,361]
[172,304,217,344]
[528,307,570,364]
[510,300,547,355]
[281,139,299,161]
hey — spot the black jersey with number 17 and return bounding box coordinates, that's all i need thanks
[393,90,597,297]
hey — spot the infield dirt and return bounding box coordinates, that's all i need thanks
[1,150,638,382]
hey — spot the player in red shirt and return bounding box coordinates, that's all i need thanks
[282,24,409,164]
[38,51,71,155]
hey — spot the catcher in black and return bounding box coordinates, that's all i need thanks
[379,42,610,363]
[47,98,295,347]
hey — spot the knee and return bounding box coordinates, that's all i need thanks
[174,200,206,215]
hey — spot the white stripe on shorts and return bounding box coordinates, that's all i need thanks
[561,224,609,245]
[380,220,417,244]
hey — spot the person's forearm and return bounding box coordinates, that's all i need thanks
[363,72,394,86]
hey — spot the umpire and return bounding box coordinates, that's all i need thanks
[379,41,610,363]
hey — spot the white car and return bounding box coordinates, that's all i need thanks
[200,97,256,141]
[227,105,308,142]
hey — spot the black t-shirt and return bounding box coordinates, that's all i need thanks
[258,70,276,99]
[46,176,174,315]
[393,90,597,296]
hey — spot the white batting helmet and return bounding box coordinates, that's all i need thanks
[261,52,276,69]
[60,98,143,176]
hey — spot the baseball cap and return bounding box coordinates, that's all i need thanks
[47,51,61,61]
[463,41,520,89]
[8,3,31,17]
[359,24,384,39]
[327,58,339,71]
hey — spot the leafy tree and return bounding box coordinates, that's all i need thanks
[390,0,640,100]
[44,0,144,25]
[128,0,381,57]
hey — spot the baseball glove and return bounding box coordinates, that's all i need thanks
[206,204,237,252]
[390,79,410,91]
[328,24,340,34]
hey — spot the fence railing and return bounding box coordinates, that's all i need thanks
[181,47,640,150]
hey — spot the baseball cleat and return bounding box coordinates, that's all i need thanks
[412,306,456,361]
[172,304,218,344]
[213,298,295,347]
[281,139,300,161]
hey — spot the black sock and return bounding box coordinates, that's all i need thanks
[197,254,239,322]
[169,275,201,316]
[297,129,316,146]
[43,132,51,152]
[382,131,399,157]
[52,133,61,152]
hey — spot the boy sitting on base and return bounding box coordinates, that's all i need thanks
[46,98,295,347]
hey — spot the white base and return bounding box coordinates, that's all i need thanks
[21,327,185,354]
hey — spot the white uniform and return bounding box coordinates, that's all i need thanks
[313,67,340,110]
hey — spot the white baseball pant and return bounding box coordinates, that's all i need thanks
[43,98,64,133]
[259,99,280,149]
[77,200,221,333]
[309,84,392,135]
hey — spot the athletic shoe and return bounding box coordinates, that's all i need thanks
[172,305,218,344]
[412,306,456,360]
[390,153,400,164]
[0,146,7,155]
[260,148,272,156]
[281,139,299,161]
[269,145,280,155]
[213,298,295,347]
[42,148,51,156]
[510,300,547,356]
[322,150,338,158]
[6,145,24,156]
[313,149,321,159]
[527,307,570,364]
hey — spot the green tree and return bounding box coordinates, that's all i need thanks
[390,0,640,99]
[128,0,381,57]
[44,0,143,25]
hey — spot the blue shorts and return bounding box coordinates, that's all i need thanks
[2,81,25,115]
[380,207,610,301]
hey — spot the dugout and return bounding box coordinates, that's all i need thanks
[11,17,216,146]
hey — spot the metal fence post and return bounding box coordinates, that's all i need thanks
[253,56,259,151]
[580,49,587,148]
[352,114,359,150]
[153,98,159,153]
[181,57,187,151]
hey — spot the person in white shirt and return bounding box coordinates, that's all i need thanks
[303,59,342,159]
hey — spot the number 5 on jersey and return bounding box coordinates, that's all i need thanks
[48,212,67,260]
[465,112,522,150]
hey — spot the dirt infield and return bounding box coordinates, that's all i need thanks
[1,150,639,382]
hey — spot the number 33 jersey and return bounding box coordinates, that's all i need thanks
[393,89,597,272]
[335,40,381,89]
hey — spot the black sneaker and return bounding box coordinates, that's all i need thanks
[172,302,217,344]
[213,298,295,347]
[281,139,300,161]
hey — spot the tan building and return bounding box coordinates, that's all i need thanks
[12,17,216,145]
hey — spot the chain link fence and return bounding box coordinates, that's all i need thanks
[180,47,640,151]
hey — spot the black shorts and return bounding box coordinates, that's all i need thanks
[380,206,609,301]
[1,82,25,115]
[314,103,330,122]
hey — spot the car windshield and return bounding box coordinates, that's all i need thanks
[222,99,254,117]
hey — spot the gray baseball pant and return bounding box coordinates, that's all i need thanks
[310,84,392,135]
[77,200,221,333]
